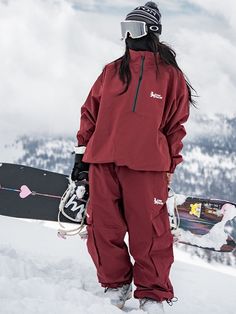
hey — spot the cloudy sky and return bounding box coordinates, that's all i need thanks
[0,0,235,149]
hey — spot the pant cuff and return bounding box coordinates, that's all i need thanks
[134,290,174,302]
[101,280,133,288]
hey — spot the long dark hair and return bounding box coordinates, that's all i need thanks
[112,32,198,108]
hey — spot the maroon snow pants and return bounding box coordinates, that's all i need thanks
[86,162,174,302]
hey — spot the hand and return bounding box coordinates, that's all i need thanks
[166,172,173,186]
[71,146,90,182]
[71,163,89,182]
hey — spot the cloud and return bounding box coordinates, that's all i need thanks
[0,0,235,148]
[172,28,236,116]
[0,0,122,144]
[157,0,236,119]
[186,0,236,31]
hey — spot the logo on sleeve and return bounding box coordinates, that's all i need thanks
[150,91,163,100]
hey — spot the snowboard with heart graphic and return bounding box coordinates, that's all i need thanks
[19,185,32,198]
[0,162,72,223]
[0,162,236,252]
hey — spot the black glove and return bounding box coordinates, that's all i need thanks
[71,146,90,182]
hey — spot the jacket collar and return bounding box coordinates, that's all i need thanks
[128,48,161,65]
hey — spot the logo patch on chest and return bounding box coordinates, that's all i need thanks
[150,91,163,100]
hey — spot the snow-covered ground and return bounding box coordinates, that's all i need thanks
[0,215,235,314]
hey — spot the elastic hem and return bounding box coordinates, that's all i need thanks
[101,281,132,289]
[134,291,174,302]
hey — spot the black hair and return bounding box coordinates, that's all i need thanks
[112,32,198,108]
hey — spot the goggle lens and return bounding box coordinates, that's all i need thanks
[120,20,147,40]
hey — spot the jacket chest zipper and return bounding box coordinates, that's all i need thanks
[132,56,145,112]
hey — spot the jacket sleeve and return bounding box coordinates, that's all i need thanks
[76,68,105,146]
[163,73,190,173]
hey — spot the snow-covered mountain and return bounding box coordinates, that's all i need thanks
[178,113,236,204]
[0,215,235,314]
[14,135,75,175]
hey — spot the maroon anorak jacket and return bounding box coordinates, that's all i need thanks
[77,48,190,173]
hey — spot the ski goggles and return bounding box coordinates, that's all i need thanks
[120,20,161,40]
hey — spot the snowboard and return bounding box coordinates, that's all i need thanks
[0,162,236,253]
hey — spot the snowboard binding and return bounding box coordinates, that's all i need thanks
[167,186,181,242]
[57,175,89,239]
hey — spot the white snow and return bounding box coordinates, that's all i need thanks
[0,215,235,314]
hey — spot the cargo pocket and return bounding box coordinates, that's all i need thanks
[149,207,174,281]
[152,205,172,238]
[87,225,101,268]
[86,201,101,268]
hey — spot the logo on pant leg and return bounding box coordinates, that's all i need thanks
[154,197,164,205]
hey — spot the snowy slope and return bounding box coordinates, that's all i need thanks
[0,215,235,314]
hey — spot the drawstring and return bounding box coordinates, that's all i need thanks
[166,296,178,306]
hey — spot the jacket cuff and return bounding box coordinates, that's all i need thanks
[169,163,176,174]
[74,146,86,154]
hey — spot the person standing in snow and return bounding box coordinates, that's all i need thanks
[71,2,196,313]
